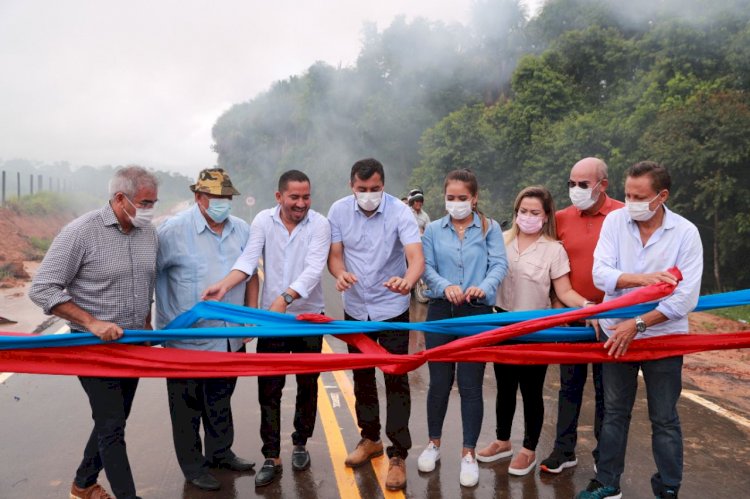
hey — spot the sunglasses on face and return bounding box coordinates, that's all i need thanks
[567,180,600,189]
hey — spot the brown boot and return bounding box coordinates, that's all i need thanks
[70,482,113,499]
[385,456,407,490]
[344,438,384,467]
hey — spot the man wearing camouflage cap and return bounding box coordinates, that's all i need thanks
[155,167,257,492]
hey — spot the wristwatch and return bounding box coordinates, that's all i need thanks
[281,292,295,305]
[634,316,647,334]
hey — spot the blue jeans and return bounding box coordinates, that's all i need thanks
[553,362,604,461]
[597,355,683,495]
[424,299,491,449]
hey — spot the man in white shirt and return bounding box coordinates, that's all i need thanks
[577,161,703,499]
[327,158,425,491]
[202,170,331,488]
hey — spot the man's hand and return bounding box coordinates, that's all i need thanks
[463,286,486,302]
[87,319,124,342]
[268,296,288,314]
[444,285,465,305]
[384,276,412,295]
[202,282,229,301]
[335,271,358,292]
[639,271,678,287]
[603,319,638,358]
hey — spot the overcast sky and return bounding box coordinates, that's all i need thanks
[0,0,542,175]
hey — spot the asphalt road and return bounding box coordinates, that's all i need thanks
[1,276,749,498]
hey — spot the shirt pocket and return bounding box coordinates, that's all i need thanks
[521,260,547,283]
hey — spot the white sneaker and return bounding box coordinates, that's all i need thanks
[417,442,441,472]
[459,453,479,487]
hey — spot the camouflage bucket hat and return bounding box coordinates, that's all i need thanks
[190,168,241,196]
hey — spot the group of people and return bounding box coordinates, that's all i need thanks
[29,155,702,499]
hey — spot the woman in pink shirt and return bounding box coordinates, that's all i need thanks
[476,185,590,476]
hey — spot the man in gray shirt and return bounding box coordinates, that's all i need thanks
[30,165,159,499]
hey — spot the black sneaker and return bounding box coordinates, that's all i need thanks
[576,479,622,499]
[656,487,679,498]
[540,449,578,474]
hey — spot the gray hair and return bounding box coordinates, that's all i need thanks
[108,165,159,199]
[595,159,609,180]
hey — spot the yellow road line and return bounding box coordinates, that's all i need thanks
[317,376,362,498]
[323,339,406,499]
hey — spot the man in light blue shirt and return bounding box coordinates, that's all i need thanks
[156,168,256,492]
[327,158,425,491]
[578,161,703,499]
[202,169,331,487]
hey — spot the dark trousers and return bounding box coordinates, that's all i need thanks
[597,356,684,494]
[75,376,139,499]
[554,362,604,461]
[425,299,491,449]
[166,376,239,479]
[257,335,323,458]
[345,310,412,459]
[493,363,548,451]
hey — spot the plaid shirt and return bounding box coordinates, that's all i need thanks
[29,203,157,331]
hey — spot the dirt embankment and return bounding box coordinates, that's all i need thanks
[0,206,74,285]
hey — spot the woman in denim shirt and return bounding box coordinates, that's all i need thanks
[416,169,508,488]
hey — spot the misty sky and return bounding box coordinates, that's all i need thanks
[0,1,542,175]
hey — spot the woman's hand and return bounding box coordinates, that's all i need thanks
[444,285,465,306]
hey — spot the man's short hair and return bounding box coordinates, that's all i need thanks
[108,165,159,199]
[626,161,671,192]
[350,158,385,184]
[278,169,310,192]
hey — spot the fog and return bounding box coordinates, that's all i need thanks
[0,0,544,175]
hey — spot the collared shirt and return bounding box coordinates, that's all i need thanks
[593,205,703,338]
[497,233,570,312]
[412,208,431,233]
[233,206,330,314]
[556,194,624,303]
[155,204,250,351]
[29,203,157,331]
[422,213,508,305]
[328,192,422,321]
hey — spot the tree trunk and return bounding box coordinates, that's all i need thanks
[713,209,722,292]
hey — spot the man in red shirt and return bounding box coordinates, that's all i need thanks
[540,157,624,474]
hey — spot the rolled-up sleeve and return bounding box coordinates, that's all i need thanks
[656,224,703,320]
[478,221,508,296]
[593,213,623,295]
[28,226,83,314]
[289,216,332,299]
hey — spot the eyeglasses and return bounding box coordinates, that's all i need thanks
[567,180,600,189]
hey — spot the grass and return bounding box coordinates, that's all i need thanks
[707,304,750,323]
[0,264,12,281]
[6,191,68,216]
[28,236,51,252]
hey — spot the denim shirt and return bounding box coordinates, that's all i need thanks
[422,213,508,306]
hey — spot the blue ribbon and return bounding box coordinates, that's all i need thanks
[2,289,748,350]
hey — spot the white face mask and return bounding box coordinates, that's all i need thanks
[124,196,155,228]
[569,183,600,211]
[445,200,473,220]
[356,191,382,211]
[626,194,660,221]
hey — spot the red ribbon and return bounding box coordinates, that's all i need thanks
[2,267,750,378]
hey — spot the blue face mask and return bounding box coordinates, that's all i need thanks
[206,198,232,223]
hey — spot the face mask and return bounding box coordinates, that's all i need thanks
[569,183,600,211]
[626,194,660,221]
[445,200,473,220]
[206,198,232,223]
[516,213,544,234]
[356,191,382,211]
[124,196,155,228]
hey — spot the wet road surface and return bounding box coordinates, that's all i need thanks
[2,277,749,498]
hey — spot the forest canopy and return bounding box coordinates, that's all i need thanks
[212,0,750,291]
